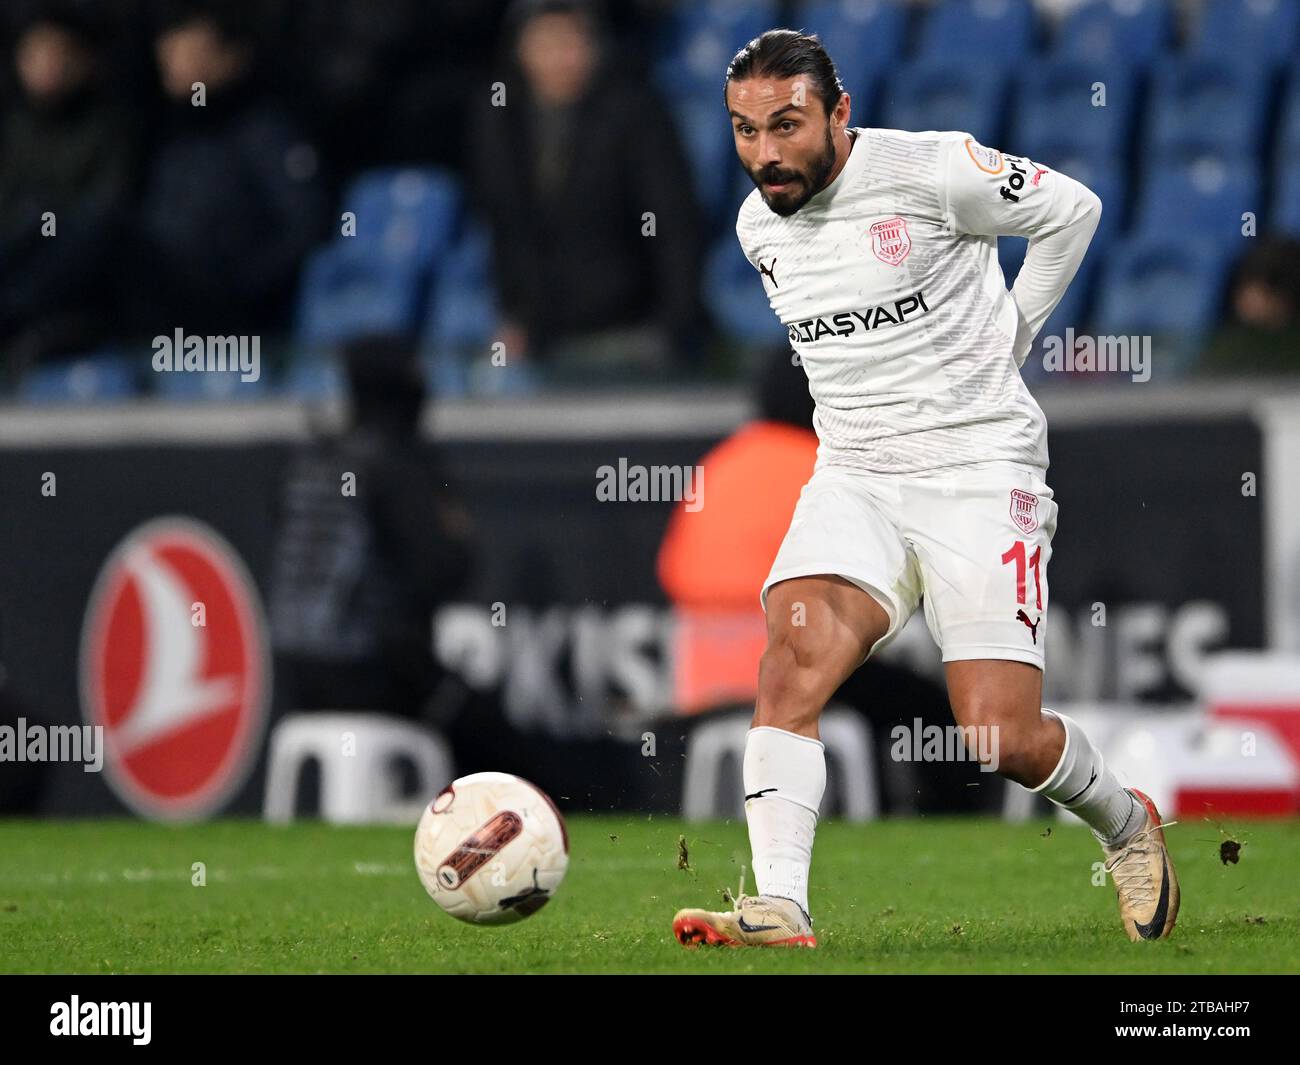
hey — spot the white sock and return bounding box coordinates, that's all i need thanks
[743,726,825,918]
[1032,708,1144,846]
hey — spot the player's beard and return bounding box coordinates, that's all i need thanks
[751,125,837,217]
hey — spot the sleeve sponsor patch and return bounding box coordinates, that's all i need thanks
[964,137,1004,175]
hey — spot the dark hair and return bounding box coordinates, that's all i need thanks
[505,0,601,41]
[11,0,109,42]
[153,0,260,47]
[724,29,844,116]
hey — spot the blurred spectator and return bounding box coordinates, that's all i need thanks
[120,2,327,336]
[268,334,476,720]
[285,0,511,179]
[472,0,704,380]
[0,5,139,366]
[1202,236,1300,375]
[657,348,984,814]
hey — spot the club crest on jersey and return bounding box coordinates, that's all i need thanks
[1010,489,1039,534]
[870,217,911,266]
[965,137,1004,174]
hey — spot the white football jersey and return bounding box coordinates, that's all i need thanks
[736,127,1101,474]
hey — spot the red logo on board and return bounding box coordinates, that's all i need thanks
[80,518,268,820]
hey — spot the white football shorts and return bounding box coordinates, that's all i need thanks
[760,460,1057,669]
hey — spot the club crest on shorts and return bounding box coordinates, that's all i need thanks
[1010,489,1040,534]
[870,217,911,266]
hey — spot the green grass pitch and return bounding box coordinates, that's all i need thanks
[1,815,1297,974]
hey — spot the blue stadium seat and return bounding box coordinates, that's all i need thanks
[793,0,908,101]
[1145,57,1271,162]
[341,167,462,272]
[703,234,790,346]
[670,96,739,225]
[1190,0,1300,70]
[1134,155,1260,242]
[656,0,779,97]
[152,351,271,401]
[1269,151,1300,234]
[1054,0,1172,65]
[881,59,1008,143]
[1093,235,1231,337]
[916,0,1037,62]
[1011,58,1137,163]
[278,353,345,401]
[294,242,428,350]
[1275,70,1300,156]
[19,351,139,404]
[424,220,496,352]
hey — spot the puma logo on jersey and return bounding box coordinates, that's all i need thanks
[786,291,930,345]
[1015,609,1040,644]
[758,257,778,287]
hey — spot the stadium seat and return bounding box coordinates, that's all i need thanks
[682,707,878,821]
[1093,234,1231,339]
[1276,70,1300,154]
[669,95,739,226]
[341,167,462,272]
[18,351,139,404]
[1189,0,1300,71]
[151,347,272,402]
[294,242,428,350]
[1145,56,1272,162]
[1011,58,1138,164]
[264,712,454,825]
[703,233,792,347]
[278,352,345,401]
[1053,0,1172,65]
[1133,155,1260,243]
[1270,152,1300,235]
[1270,74,1300,231]
[792,0,908,101]
[424,219,496,352]
[915,0,1037,62]
[881,58,1008,145]
[655,0,779,97]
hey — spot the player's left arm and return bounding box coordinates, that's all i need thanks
[940,134,1102,367]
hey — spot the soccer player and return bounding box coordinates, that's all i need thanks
[672,30,1179,948]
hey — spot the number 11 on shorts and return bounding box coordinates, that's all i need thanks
[1001,540,1042,610]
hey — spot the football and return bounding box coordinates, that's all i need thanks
[413,771,569,924]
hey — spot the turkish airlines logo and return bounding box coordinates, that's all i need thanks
[80,518,268,820]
